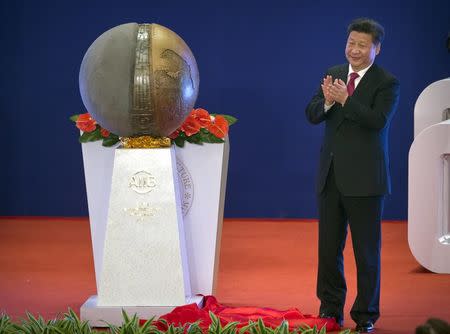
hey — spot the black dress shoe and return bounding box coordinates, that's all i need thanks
[355,321,374,333]
[319,313,343,327]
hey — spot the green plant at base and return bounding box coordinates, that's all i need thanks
[13,312,67,334]
[59,309,103,334]
[0,313,16,334]
[106,310,162,334]
[208,312,239,334]
[0,309,355,334]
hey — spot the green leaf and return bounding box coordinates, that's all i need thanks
[222,321,238,334]
[185,133,203,144]
[187,322,203,334]
[318,324,326,334]
[173,136,186,147]
[220,115,238,126]
[140,317,157,334]
[105,320,120,334]
[70,114,79,122]
[159,318,169,327]
[257,318,267,334]
[49,326,65,334]
[209,312,220,328]
[79,127,102,143]
[25,312,45,331]
[167,324,177,334]
[275,320,289,334]
[200,131,225,143]
[102,134,120,147]
[208,312,223,334]
[121,309,131,325]
[297,323,311,331]
[239,322,257,334]
[0,313,15,334]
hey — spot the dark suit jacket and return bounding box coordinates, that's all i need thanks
[305,63,400,196]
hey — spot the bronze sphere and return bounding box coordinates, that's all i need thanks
[79,23,199,137]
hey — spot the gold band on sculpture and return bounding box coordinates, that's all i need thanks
[120,136,171,148]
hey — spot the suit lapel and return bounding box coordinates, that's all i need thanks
[352,63,378,97]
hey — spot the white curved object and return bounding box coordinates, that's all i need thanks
[408,120,450,273]
[414,78,450,138]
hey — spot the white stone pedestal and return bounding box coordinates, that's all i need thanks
[80,139,229,325]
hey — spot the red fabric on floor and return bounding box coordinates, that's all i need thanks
[141,296,340,332]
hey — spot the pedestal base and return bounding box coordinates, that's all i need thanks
[80,295,204,327]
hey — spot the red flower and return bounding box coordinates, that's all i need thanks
[191,108,211,127]
[168,129,180,139]
[100,128,110,138]
[76,113,97,132]
[207,115,229,139]
[180,117,201,136]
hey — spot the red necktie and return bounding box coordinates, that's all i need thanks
[347,72,359,96]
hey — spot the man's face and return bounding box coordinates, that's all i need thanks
[345,31,380,71]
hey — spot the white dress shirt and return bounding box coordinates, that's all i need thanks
[347,63,372,89]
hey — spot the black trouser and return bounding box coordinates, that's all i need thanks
[316,163,384,324]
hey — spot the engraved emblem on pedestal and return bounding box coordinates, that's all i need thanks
[123,202,158,222]
[129,171,156,194]
[176,160,194,217]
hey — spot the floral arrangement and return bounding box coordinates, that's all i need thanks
[70,108,237,147]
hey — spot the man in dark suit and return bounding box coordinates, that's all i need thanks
[305,18,400,333]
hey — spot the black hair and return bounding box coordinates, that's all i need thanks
[415,318,450,334]
[348,18,385,45]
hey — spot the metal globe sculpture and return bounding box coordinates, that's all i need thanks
[79,23,199,137]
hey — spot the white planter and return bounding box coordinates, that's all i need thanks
[81,139,229,296]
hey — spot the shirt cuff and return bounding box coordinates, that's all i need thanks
[324,102,335,113]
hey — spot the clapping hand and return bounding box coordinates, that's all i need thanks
[329,79,349,106]
[321,75,334,106]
